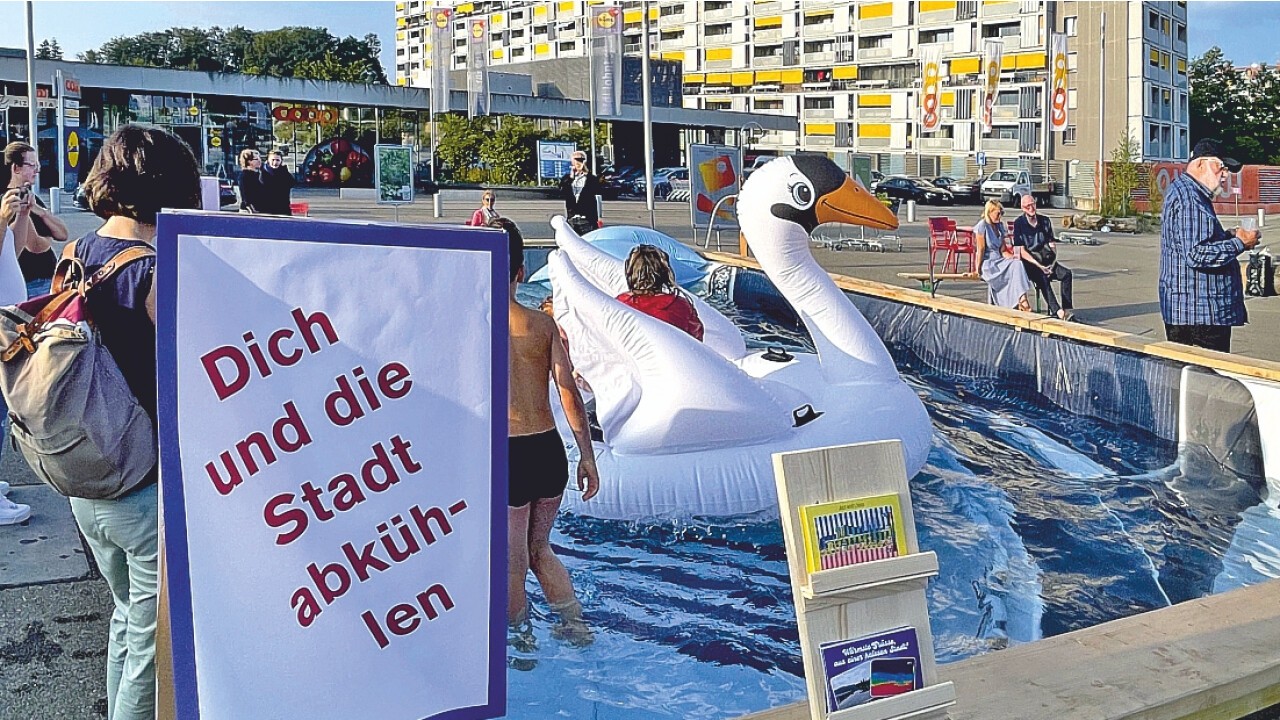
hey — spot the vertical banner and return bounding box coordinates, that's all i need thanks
[467,17,490,118]
[375,144,415,203]
[428,7,453,115]
[157,213,508,720]
[590,3,622,117]
[981,41,1003,134]
[1049,32,1069,133]
[919,46,943,134]
[689,144,742,231]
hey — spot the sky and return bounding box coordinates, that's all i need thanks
[0,1,1275,76]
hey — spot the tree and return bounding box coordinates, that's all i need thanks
[1189,47,1280,165]
[77,49,102,64]
[1104,131,1141,217]
[434,114,489,182]
[548,122,610,162]
[480,116,548,184]
[36,39,62,60]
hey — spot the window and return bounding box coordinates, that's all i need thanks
[1149,49,1160,68]
[919,28,954,44]
[804,96,835,109]
[956,1,977,20]
[705,22,733,38]
[1176,23,1187,44]
[954,89,974,120]
[996,91,1019,106]
[859,34,890,49]
[1148,10,1159,30]
[1064,126,1077,145]
[1064,16,1077,37]
[755,98,784,110]
[983,22,1021,39]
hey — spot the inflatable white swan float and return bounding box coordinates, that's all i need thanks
[549,154,932,520]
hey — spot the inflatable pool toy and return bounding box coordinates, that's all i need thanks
[548,155,933,520]
[527,225,708,288]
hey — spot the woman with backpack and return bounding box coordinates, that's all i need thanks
[72,125,202,720]
[0,182,35,525]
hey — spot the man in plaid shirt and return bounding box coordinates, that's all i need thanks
[1159,139,1259,352]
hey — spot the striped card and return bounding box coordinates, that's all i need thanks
[799,494,908,574]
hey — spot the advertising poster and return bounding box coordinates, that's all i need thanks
[919,46,943,134]
[429,7,453,115]
[537,140,576,181]
[156,212,507,720]
[375,144,415,204]
[1050,33,1069,132]
[468,17,490,118]
[981,41,1004,134]
[689,144,742,231]
[589,4,622,117]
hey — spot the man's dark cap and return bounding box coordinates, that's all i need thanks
[1190,138,1242,172]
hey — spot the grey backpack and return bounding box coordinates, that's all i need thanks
[0,241,157,499]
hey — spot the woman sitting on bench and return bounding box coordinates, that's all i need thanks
[967,200,1032,312]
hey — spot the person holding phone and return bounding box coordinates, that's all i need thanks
[2,141,63,297]
[0,180,35,526]
[559,151,601,235]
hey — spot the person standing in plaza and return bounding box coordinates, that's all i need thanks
[559,151,601,236]
[0,183,36,525]
[259,150,296,216]
[73,125,202,720]
[469,189,499,226]
[497,216,599,651]
[1012,195,1074,320]
[1159,139,1259,352]
[237,148,265,213]
[2,141,64,297]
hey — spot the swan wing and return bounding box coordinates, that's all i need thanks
[552,216,749,361]
[548,249,792,455]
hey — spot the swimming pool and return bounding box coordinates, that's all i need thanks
[509,268,1279,720]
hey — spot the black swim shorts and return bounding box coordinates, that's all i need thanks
[508,429,569,508]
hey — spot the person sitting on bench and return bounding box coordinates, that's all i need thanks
[1012,196,1074,320]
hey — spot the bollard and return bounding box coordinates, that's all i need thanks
[1259,208,1266,229]
[907,200,917,223]
[47,188,60,215]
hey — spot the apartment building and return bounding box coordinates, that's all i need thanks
[394,1,1188,204]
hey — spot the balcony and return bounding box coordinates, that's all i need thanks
[919,8,956,25]
[704,32,737,46]
[982,138,1020,152]
[803,107,835,119]
[658,11,688,28]
[659,37,687,50]
[918,41,954,54]
[858,137,891,148]
[703,6,737,21]
[857,107,893,119]
[919,137,956,151]
[754,1,783,14]
[982,1,1020,17]
[753,55,784,68]
[705,58,736,70]
[755,28,782,43]
[992,105,1019,120]
[859,46,892,60]
[802,23,835,37]
[804,135,837,147]
[804,50,836,63]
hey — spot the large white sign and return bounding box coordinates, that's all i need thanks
[157,212,507,720]
[688,143,742,231]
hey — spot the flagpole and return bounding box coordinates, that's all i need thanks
[24,0,38,185]
[641,0,655,229]
[588,31,598,175]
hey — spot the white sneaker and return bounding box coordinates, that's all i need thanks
[0,480,10,495]
[0,495,31,525]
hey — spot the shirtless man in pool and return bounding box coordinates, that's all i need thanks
[498,217,599,647]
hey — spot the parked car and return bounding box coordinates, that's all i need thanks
[981,169,1053,205]
[869,169,886,191]
[631,166,685,199]
[876,176,954,205]
[933,176,981,204]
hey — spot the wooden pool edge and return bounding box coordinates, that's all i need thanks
[702,251,1280,384]
[737,579,1280,720]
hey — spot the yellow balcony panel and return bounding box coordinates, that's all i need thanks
[397,17,407,27]
[491,48,504,60]
[754,15,783,29]
[534,6,547,18]
[806,122,836,136]
[706,72,733,85]
[558,1,575,12]
[684,73,706,83]
[981,0,1015,4]
[707,47,733,61]
[756,70,782,82]
[1014,52,1046,69]
[650,7,659,20]
[781,68,804,83]
[859,2,893,20]
[397,77,406,86]
[858,123,892,139]
[833,64,858,80]
[397,31,406,41]
[663,51,686,62]
[457,2,475,12]
[395,2,405,10]
[492,12,504,25]
[920,0,957,11]
[941,90,956,106]
[950,56,981,74]
[535,42,551,55]
[732,71,755,86]
[858,93,892,107]
[624,9,642,23]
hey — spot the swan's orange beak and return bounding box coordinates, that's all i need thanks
[815,176,899,231]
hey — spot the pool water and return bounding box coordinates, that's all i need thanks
[508,282,1280,719]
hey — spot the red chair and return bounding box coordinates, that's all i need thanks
[944,220,977,273]
[927,217,954,274]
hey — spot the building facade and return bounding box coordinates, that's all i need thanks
[396,0,1189,207]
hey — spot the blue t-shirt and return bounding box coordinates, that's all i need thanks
[75,231,157,423]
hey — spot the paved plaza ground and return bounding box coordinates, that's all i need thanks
[1,190,1276,719]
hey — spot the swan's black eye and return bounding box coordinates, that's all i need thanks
[791,182,813,207]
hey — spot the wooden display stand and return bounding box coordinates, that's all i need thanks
[773,440,956,720]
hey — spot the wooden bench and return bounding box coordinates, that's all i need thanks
[898,271,982,293]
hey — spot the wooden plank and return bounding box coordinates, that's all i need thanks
[896,272,979,281]
[805,552,939,599]
[735,579,1280,720]
[827,684,956,720]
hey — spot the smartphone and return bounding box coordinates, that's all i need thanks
[868,658,917,699]
[17,185,30,201]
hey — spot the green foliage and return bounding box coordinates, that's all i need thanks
[547,122,610,161]
[1189,47,1280,165]
[36,39,62,60]
[84,25,385,83]
[434,114,490,181]
[1104,131,1141,217]
[481,116,548,184]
